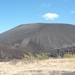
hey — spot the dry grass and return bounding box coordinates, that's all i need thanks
[0,58,75,75]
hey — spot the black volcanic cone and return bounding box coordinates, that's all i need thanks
[0,23,75,60]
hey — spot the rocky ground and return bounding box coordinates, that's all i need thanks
[0,58,75,75]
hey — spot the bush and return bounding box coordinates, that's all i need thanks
[36,53,49,60]
[64,53,75,58]
[23,52,49,60]
[23,54,30,60]
[23,53,34,60]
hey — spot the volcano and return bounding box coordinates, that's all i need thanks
[0,23,75,60]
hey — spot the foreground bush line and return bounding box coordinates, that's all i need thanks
[23,53,75,60]
[23,53,50,60]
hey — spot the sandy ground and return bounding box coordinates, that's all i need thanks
[0,58,75,75]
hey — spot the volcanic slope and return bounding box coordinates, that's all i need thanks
[0,23,75,59]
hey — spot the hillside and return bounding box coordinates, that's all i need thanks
[0,23,75,60]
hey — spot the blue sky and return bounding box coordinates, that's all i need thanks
[0,0,75,33]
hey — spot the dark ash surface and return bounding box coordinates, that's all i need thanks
[0,23,75,60]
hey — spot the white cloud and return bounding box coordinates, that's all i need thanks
[39,3,50,10]
[41,3,50,7]
[71,10,75,13]
[42,13,59,20]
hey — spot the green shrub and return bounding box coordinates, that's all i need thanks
[23,54,30,60]
[64,53,75,58]
[23,53,34,60]
[36,53,49,60]
[23,52,50,60]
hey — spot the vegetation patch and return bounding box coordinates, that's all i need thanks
[23,54,30,60]
[35,53,49,60]
[23,53,50,60]
[23,52,75,60]
[64,53,75,58]
[23,53,35,60]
